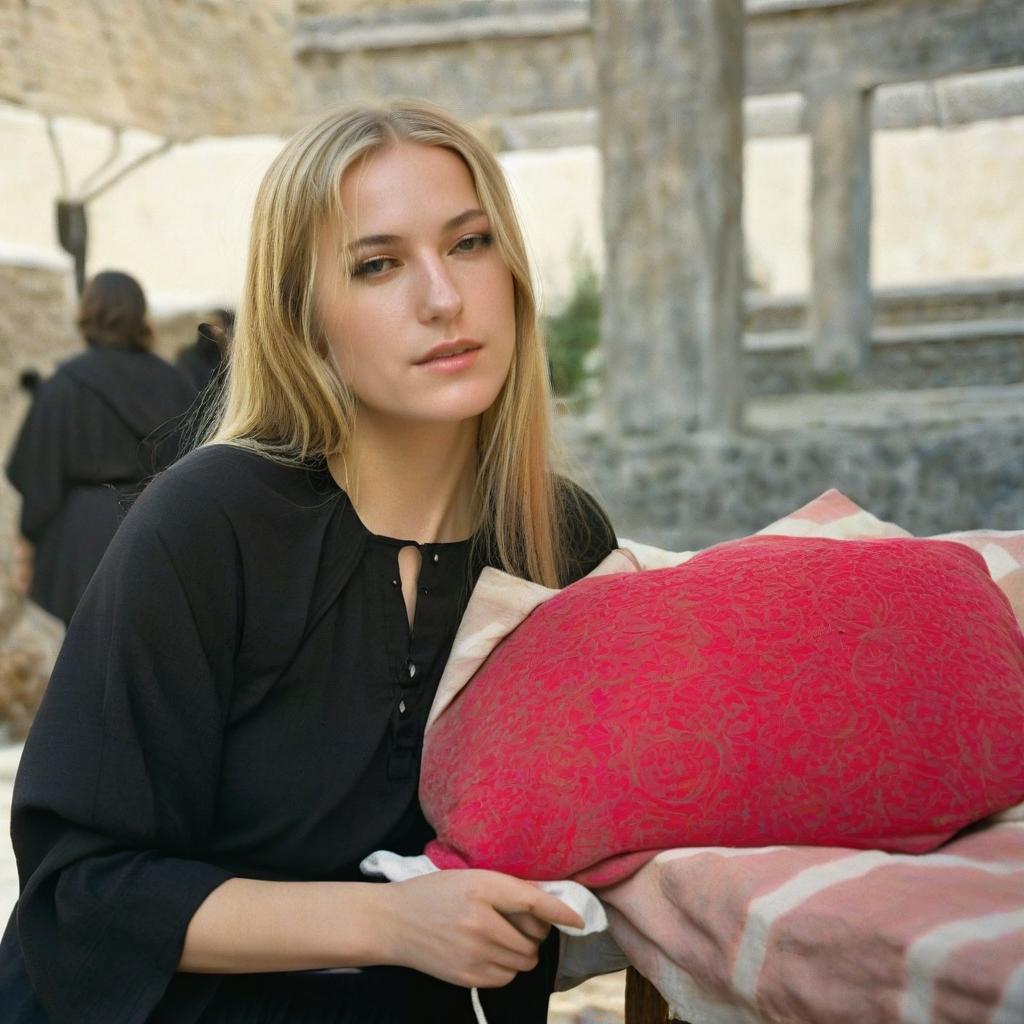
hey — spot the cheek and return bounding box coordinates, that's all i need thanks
[324,301,382,380]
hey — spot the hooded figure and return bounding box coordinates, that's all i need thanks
[6,270,197,624]
[176,307,233,395]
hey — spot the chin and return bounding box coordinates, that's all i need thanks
[419,383,507,423]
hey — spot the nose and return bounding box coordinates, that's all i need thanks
[417,254,463,324]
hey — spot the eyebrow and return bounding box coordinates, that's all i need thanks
[347,208,489,253]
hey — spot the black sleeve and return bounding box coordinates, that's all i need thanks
[556,479,618,586]
[10,463,239,1023]
[5,376,76,542]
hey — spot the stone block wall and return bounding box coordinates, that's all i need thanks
[743,280,1024,393]
[298,0,452,13]
[294,1,593,122]
[744,332,1024,394]
[0,257,78,562]
[0,0,294,137]
[562,419,1024,552]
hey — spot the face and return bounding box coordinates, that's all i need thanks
[315,142,517,429]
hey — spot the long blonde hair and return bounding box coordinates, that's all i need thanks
[207,100,574,587]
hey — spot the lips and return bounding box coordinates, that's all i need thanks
[416,339,482,365]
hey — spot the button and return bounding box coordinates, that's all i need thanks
[399,699,407,715]
[420,587,429,596]
[432,553,439,563]
[407,662,417,679]
[391,578,399,587]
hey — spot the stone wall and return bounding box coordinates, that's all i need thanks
[744,278,1024,392]
[294,0,593,121]
[0,0,294,137]
[562,418,1024,551]
[744,331,1024,394]
[298,0,457,14]
[0,255,78,560]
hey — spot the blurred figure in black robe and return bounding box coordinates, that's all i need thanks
[6,269,197,625]
[176,307,233,395]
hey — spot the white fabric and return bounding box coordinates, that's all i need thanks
[359,850,608,936]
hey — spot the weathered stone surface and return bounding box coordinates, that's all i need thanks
[293,0,1024,133]
[294,0,592,122]
[746,0,1024,95]
[807,81,873,373]
[745,327,1024,394]
[297,0,446,15]
[742,278,1024,393]
[0,1,294,137]
[562,412,1024,551]
[0,594,63,742]
[0,256,79,560]
[593,0,745,436]
[498,67,1024,150]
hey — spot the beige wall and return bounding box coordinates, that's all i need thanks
[743,115,1024,295]
[0,103,282,314]
[3,101,1023,320]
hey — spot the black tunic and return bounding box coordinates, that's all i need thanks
[5,347,197,624]
[0,443,616,1023]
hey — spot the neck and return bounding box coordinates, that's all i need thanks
[329,410,480,543]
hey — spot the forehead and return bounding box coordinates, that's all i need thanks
[338,142,481,231]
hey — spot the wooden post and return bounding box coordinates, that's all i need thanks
[625,965,673,1024]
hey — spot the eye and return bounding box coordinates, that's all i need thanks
[352,256,398,279]
[451,232,493,255]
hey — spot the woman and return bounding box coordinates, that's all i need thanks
[0,102,616,1022]
[6,270,197,624]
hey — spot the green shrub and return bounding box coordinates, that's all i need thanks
[544,260,601,398]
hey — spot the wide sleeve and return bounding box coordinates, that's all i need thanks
[10,464,240,1023]
[5,375,77,542]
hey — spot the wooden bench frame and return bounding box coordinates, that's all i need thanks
[625,966,675,1024]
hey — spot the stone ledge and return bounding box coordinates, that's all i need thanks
[746,278,1024,333]
[745,318,1024,352]
[294,0,588,55]
[0,243,73,273]
[748,0,871,16]
[745,382,1024,431]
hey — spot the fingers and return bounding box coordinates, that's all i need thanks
[520,890,586,932]
[504,910,550,943]
[486,911,541,964]
[484,873,585,932]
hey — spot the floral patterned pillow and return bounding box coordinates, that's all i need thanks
[421,527,1024,888]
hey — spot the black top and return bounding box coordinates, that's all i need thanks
[0,443,616,1024]
[5,347,197,623]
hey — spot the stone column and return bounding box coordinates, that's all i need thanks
[592,0,745,437]
[807,80,873,377]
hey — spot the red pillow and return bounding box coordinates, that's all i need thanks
[421,536,1024,887]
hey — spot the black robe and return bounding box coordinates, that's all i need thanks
[175,332,223,396]
[5,347,197,624]
[0,444,617,1024]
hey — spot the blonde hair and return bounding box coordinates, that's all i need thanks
[207,100,576,587]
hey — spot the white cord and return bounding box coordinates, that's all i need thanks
[471,986,488,1024]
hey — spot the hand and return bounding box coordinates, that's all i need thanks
[374,869,584,989]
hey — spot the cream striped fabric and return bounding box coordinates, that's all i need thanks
[604,819,1024,1023]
